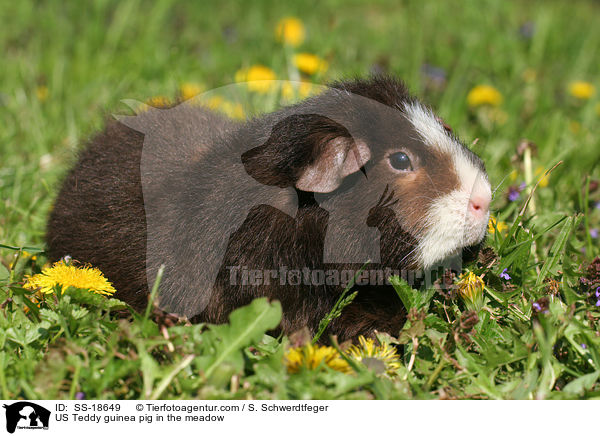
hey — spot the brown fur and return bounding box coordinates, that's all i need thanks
[46,75,486,342]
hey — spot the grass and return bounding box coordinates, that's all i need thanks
[1,0,600,399]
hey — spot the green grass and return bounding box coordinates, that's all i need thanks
[1,0,600,399]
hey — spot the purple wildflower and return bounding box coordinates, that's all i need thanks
[532,297,550,314]
[590,228,599,239]
[421,64,447,89]
[582,344,588,349]
[75,391,85,400]
[595,201,600,210]
[519,22,535,39]
[596,287,600,298]
[507,187,520,202]
[519,182,527,191]
[500,268,511,280]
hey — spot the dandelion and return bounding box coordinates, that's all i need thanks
[467,85,503,107]
[488,216,508,234]
[293,53,328,75]
[235,65,277,93]
[23,260,117,296]
[568,81,595,100]
[35,85,49,102]
[500,268,511,281]
[284,343,351,374]
[456,271,485,311]
[275,17,306,46]
[180,82,204,101]
[347,336,402,375]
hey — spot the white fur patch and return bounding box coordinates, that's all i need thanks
[417,186,490,268]
[403,102,492,268]
[403,102,461,156]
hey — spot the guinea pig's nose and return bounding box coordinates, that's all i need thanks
[468,194,491,218]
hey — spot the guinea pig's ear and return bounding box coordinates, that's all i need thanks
[295,135,370,193]
[242,113,370,193]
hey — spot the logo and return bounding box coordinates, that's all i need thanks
[3,402,50,433]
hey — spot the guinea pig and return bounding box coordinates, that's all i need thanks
[46,75,491,342]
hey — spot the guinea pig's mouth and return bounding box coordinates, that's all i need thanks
[415,206,490,269]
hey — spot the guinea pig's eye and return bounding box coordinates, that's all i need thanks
[388,152,413,171]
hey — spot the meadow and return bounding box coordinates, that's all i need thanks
[1,0,600,399]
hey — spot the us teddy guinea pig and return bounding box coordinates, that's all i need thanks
[46,75,492,343]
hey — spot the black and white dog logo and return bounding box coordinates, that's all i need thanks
[3,402,50,433]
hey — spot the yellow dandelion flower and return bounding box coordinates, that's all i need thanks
[509,170,519,182]
[535,167,550,188]
[22,251,37,262]
[467,85,503,107]
[180,82,204,101]
[568,81,595,100]
[146,95,171,108]
[456,271,485,310]
[23,261,117,296]
[275,17,305,47]
[293,53,328,76]
[285,343,351,374]
[488,216,508,234]
[347,336,402,375]
[35,85,49,102]
[235,65,277,93]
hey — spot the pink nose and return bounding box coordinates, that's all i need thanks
[469,195,491,218]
